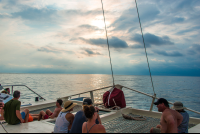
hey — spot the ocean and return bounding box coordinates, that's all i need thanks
[0,73,200,118]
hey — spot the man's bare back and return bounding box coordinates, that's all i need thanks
[160,109,183,133]
[150,98,183,133]
[50,107,62,118]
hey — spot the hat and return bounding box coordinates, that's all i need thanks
[171,102,185,110]
[115,84,123,90]
[61,101,77,112]
[83,98,93,105]
[154,98,169,107]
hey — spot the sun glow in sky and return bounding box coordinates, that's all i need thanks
[0,0,200,76]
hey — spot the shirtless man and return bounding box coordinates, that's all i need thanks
[150,98,183,133]
[32,99,63,121]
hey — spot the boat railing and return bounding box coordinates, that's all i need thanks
[1,84,200,116]
[60,84,200,116]
[1,85,46,100]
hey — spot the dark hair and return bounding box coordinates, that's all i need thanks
[13,90,20,98]
[5,88,10,91]
[154,98,169,108]
[83,105,95,119]
[57,99,63,106]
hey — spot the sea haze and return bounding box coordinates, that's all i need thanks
[0,74,200,118]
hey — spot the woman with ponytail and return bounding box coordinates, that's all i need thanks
[82,105,106,133]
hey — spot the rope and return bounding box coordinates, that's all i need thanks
[100,0,115,86]
[0,121,8,133]
[134,0,156,95]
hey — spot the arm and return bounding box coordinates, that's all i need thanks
[66,113,74,130]
[0,109,4,120]
[95,107,102,124]
[16,110,24,123]
[97,114,102,124]
[49,109,59,119]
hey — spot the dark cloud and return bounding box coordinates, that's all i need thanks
[63,9,102,16]
[79,24,103,31]
[82,49,102,56]
[80,36,129,48]
[111,4,160,31]
[129,44,147,49]
[37,46,73,54]
[11,7,56,22]
[131,33,174,47]
[153,50,184,57]
[168,17,185,23]
[187,49,196,55]
[176,26,200,35]
[2,0,19,9]
[187,44,200,55]
[193,44,200,52]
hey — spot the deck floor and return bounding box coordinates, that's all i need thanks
[103,113,196,133]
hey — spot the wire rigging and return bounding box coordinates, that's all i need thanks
[1,122,8,133]
[135,0,156,95]
[100,0,115,86]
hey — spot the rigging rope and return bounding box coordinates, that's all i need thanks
[134,0,156,95]
[100,0,115,86]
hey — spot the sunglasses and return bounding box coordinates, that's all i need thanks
[95,109,99,113]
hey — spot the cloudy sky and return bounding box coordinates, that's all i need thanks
[0,0,199,76]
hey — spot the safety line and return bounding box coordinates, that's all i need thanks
[100,0,115,86]
[135,0,156,95]
[0,121,8,133]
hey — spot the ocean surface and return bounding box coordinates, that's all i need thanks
[0,74,200,118]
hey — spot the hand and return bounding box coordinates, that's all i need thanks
[20,119,24,123]
[95,107,99,113]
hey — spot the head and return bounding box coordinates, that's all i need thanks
[61,100,77,112]
[13,90,20,99]
[154,98,169,112]
[83,98,93,106]
[56,99,63,107]
[5,88,10,94]
[83,105,98,121]
[171,102,185,112]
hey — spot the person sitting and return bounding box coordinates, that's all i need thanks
[0,102,4,120]
[36,99,63,121]
[172,102,189,133]
[54,100,77,133]
[82,105,106,133]
[150,98,183,133]
[70,98,101,133]
[1,90,29,124]
[1,88,10,94]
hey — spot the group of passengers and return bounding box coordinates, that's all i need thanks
[0,89,189,133]
[0,90,106,133]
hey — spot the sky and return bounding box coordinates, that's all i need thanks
[0,0,200,76]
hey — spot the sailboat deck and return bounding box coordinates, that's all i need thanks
[103,113,196,133]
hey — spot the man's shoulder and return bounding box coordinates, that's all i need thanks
[5,99,20,105]
[162,109,174,118]
[74,110,85,119]
[65,113,74,119]
[76,110,84,115]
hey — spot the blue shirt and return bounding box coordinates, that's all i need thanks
[178,111,189,133]
[70,110,99,133]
